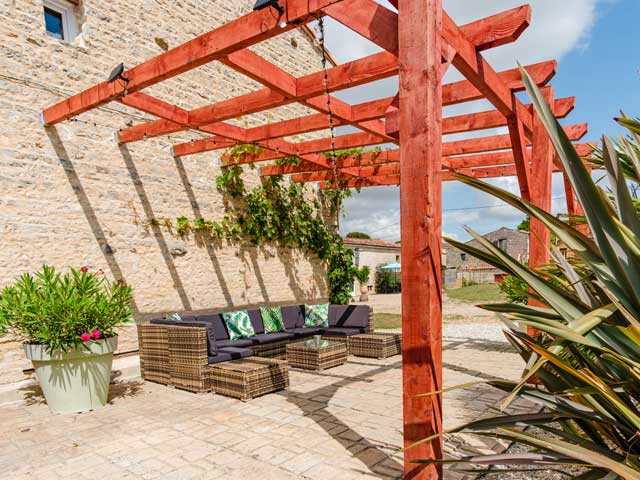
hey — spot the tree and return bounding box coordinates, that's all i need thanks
[345,232,371,239]
[517,216,530,231]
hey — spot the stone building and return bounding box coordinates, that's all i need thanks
[0,0,332,388]
[444,227,529,286]
[344,237,401,295]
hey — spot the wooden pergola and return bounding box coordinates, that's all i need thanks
[41,1,590,477]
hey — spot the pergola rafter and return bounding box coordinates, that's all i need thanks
[40,1,591,477]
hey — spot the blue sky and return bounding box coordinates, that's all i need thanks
[329,0,639,242]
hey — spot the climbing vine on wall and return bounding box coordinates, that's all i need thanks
[160,144,358,304]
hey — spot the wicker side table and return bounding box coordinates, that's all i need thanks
[350,332,402,359]
[286,338,347,371]
[207,357,289,400]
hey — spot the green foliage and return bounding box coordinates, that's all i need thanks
[497,272,529,303]
[168,154,356,304]
[274,156,302,167]
[354,265,371,284]
[430,70,640,477]
[224,143,264,164]
[346,232,371,239]
[517,216,530,232]
[375,264,400,294]
[0,265,133,352]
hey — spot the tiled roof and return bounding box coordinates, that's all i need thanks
[343,237,401,249]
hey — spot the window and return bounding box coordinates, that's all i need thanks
[496,238,507,251]
[354,248,360,266]
[44,7,64,39]
[43,0,79,42]
[395,255,400,262]
[460,253,466,261]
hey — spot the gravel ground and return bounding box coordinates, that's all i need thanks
[442,321,508,343]
[474,426,587,480]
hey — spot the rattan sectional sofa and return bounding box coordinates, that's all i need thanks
[139,304,373,393]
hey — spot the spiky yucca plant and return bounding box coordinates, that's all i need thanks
[412,69,640,479]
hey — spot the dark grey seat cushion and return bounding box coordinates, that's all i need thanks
[322,327,365,337]
[250,332,295,345]
[329,305,370,329]
[290,327,322,338]
[215,338,254,348]
[282,305,304,330]
[149,318,217,356]
[208,347,253,364]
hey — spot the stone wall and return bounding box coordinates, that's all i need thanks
[0,0,331,387]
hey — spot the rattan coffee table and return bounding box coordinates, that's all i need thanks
[208,357,289,400]
[349,332,402,359]
[286,337,347,371]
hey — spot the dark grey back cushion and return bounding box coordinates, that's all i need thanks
[282,305,304,329]
[196,314,229,341]
[329,305,369,329]
[247,309,265,334]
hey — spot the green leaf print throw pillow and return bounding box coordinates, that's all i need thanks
[260,306,286,333]
[222,310,256,340]
[304,303,329,328]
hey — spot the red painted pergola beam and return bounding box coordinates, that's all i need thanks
[172,89,570,158]
[385,93,571,138]
[220,132,387,165]
[117,50,398,144]
[293,149,592,183]
[221,123,586,166]
[316,162,570,189]
[324,1,531,57]
[171,62,561,161]
[173,72,564,163]
[41,0,346,125]
[351,60,556,123]
[261,141,596,177]
[222,48,393,142]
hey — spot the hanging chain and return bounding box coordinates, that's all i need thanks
[316,16,339,186]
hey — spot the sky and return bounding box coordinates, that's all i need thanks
[322,0,640,243]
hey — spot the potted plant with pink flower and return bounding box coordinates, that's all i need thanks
[0,265,133,413]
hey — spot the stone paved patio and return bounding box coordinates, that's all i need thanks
[0,329,529,479]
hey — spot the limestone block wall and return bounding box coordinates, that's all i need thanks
[0,0,331,386]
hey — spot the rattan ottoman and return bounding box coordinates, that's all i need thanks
[286,338,347,371]
[207,357,289,400]
[349,332,402,359]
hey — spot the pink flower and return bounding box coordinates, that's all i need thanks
[91,329,101,340]
[80,266,89,273]
[80,333,91,342]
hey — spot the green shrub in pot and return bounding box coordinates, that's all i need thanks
[0,265,133,413]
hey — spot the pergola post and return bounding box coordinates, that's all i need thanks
[398,0,444,478]
[565,167,589,234]
[528,87,554,271]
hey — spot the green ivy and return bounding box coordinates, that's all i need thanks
[159,147,357,304]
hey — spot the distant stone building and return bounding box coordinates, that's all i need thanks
[443,227,529,286]
[344,238,400,295]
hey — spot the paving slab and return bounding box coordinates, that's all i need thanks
[0,330,529,479]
